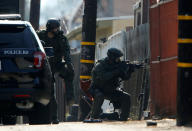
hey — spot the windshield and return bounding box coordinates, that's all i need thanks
[0,25,36,48]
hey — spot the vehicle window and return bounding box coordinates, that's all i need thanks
[0,25,36,48]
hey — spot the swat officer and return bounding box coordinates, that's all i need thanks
[89,48,134,121]
[37,18,74,124]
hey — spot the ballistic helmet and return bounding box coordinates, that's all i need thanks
[107,48,123,60]
[46,18,60,32]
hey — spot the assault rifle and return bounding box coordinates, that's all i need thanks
[119,59,145,71]
[118,59,148,80]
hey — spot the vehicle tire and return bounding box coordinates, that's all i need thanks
[2,116,17,125]
[28,103,51,125]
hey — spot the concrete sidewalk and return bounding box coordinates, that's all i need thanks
[0,119,191,131]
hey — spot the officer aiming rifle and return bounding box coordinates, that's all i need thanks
[83,48,144,122]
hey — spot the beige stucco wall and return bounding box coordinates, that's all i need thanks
[114,0,138,16]
[67,17,134,42]
[112,18,134,33]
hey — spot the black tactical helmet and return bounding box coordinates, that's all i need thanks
[46,18,60,32]
[107,48,123,60]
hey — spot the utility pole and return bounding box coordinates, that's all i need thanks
[29,0,41,30]
[80,0,97,94]
[177,0,192,126]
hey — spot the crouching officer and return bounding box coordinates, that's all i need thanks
[37,18,74,124]
[89,48,137,121]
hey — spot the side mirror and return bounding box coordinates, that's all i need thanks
[44,47,54,57]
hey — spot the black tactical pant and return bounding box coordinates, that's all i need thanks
[65,79,74,103]
[90,89,131,121]
[50,83,58,121]
[57,62,74,103]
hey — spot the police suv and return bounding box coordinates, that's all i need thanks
[0,15,53,124]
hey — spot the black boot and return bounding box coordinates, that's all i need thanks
[52,118,59,124]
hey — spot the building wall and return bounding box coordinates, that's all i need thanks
[134,0,149,27]
[97,0,114,17]
[150,0,158,5]
[150,0,178,116]
[98,0,138,17]
[67,18,134,42]
[112,17,134,33]
[142,0,149,23]
[114,0,138,16]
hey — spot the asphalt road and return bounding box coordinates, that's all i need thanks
[0,119,191,131]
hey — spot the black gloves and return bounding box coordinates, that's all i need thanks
[60,62,74,81]
[66,63,74,72]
